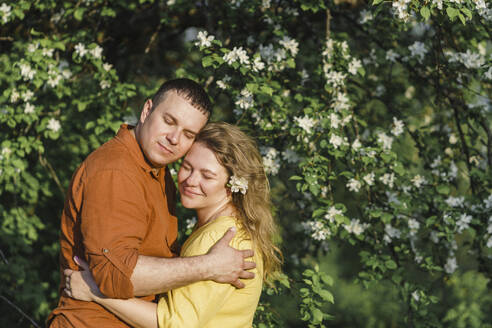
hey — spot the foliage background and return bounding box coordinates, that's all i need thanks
[1,0,491,327]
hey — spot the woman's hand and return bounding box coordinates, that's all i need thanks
[64,256,103,302]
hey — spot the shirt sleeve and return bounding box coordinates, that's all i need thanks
[156,230,236,328]
[80,169,148,299]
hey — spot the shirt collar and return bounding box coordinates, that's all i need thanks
[115,124,165,178]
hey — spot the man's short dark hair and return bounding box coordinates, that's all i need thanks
[152,78,212,117]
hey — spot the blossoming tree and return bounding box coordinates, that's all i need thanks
[1,0,491,327]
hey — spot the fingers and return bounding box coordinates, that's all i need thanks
[243,260,256,270]
[64,288,72,298]
[74,256,90,271]
[64,269,74,276]
[240,249,254,259]
[231,279,245,289]
[218,227,236,245]
[239,270,255,280]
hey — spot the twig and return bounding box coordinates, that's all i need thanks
[0,36,14,41]
[38,153,65,195]
[0,295,41,328]
[0,248,8,264]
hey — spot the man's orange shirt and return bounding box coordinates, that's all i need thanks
[47,124,178,327]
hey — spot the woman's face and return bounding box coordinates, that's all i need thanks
[177,142,230,210]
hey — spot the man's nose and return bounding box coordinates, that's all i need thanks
[167,129,180,145]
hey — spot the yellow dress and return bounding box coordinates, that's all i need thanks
[157,216,263,328]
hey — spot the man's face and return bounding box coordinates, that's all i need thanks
[136,91,208,168]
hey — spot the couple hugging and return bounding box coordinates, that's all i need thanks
[47,78,282,328]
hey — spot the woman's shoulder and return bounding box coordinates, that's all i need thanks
[181,216,251,256]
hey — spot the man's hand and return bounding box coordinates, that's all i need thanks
[205,227,256,289]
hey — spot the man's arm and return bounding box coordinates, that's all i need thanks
[131,227,256,296]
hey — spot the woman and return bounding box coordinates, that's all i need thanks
[64,122,282,328]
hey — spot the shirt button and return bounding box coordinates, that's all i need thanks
[103,248,109,253]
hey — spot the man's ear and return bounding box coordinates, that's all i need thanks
[139,99,153,124]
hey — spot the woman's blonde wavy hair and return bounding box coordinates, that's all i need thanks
[195,122,283,282]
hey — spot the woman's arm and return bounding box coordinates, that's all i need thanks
[65,257,158,328]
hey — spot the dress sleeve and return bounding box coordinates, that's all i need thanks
[156,230,236,328]
[80,169,148,299]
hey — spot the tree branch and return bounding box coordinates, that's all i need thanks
[0,295,41,328]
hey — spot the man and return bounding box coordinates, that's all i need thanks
[47,79,255,327]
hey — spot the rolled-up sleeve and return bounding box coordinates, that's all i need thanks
[81,169,148,299]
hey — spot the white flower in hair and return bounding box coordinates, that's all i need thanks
[228,175,248,195]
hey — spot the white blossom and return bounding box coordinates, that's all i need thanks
[185,216,197,230]
[484,194,492,209]
[19,63,36,80]
[348,58,362,75]
[74,43,88,57]
[261,147,280,175]
[103,63,113,72]
[279,36,299,56]
[252,56,265,72]
[445,196,465,208]
[384,224,401,243]
[377,132,393,150]
[359,9,373,24]
[223,46,249,65]
[20,91,33,104]
[347,178,361,192]
[100,80,110,89]
[344,219,368,236]
[47,74,62,88]
[10,89,20,103]
[47,118,61,132]
[352,138,362,151]
[485,67,492,80]
[411,175,426,188]
[363,172,375,186]
[386,49,400,62]
[42,48,54,57]
[433,0,443,10]
[24,103,35,114]
[91,45,103,59]
[295,115,317,134]
[392,117,405,136]
[303,220,330,241]
[27,42,39,53]
[0,3,11,23]
[235,88,254,110]
[195,31,215,48]
[444,256,458,274]
[408,41,428,62]
[408,218,420,236]
[449,133,458,144]
[412,291,420,302]
[392,0,411,20]
[324,206,343,223]
[329,134,347,149]
[282,148,300,164]
[380,173,395,188]
[330,113,341,129]
[228,175,248,194]
[456,213,472,233]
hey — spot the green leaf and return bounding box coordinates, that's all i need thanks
[385,260,397,269]
[74,8,85,21]
[317,289,335,303]
[372,0,384,5]
[312,307,323,323]
[437,185,450,195]
[446,7,458,20]
[420,6,430,20]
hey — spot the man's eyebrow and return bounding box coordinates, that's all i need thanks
[165,113,199,135]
